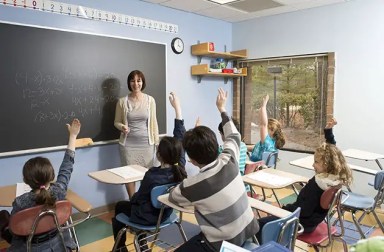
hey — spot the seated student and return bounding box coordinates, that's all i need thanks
[169,88,259,251]
[218,119,250,191]
[249,94,285,162]
[0,118,81,252]
[111,92,188,252]
[256,118,353,241]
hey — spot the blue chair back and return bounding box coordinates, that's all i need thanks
[374,171,384,190]
[151,183,177,209]
[262,151,278,168]
[261,207,301,250]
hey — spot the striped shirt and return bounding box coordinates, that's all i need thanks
[169,113,259,250]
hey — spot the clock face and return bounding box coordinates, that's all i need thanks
[171,37,184,54]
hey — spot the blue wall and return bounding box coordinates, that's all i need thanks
[0,0,233,209]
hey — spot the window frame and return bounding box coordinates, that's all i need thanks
[233,52,335,152]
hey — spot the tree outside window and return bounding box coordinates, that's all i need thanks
[235,53,335,152]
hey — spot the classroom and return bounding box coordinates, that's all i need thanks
[0,0,383,251]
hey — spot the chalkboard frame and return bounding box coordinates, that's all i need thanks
[0,21,167,157]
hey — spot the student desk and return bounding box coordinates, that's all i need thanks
[342,148,384,170]
[243,168,308,207]
[158,193,290,218]
[88,165,147,184]
[290,155,377,175]
[157,194,195,214]
[247,197,291,218]
[0,184,92,213]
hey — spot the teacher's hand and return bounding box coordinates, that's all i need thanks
[122,125,130,134]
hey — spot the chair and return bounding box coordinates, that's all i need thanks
[340,170,384,238]
[297,186,348,252]
[8,200,91,252]
[262,151,278,169]
[112,183,188,252]
[261,207,301,250]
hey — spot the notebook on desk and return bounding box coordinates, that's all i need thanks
[247,170,293,187]
[107,166,146,179]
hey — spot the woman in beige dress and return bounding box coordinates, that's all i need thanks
[114,70,159,198]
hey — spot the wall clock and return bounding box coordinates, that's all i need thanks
[171,37,184,54]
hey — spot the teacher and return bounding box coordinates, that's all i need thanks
[114,70,159,199]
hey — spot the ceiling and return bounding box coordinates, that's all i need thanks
[140,0,351,23]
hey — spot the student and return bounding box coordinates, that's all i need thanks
[0,118,81,252]
[169,88,259,251]
[114,70,159,199]
[112,92,187,252]
[218,119,250,191]
[257,118,353,241]
[249,94,285,162]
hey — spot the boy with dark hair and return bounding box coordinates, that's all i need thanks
[169,88,259,251]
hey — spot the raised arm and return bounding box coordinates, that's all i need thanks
[324,118,337,145]
[259,95,269,143]
[66,118,81,151]
[217,88,240,161]
[169,92,186,167]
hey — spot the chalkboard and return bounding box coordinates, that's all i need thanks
[0,22,166,153]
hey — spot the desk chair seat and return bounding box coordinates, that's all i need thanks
[340,170,384,238]
[297,186,347,252]
[112,183,187,252]
[8,200,90,252]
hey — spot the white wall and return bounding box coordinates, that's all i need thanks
[0,0,234,209]
[233,0,384,196]
[233,0,384,154]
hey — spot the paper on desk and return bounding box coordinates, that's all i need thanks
[16,183,32,197]
[220,241,249,252]
[247,170,293,187]
[107,166,145,179]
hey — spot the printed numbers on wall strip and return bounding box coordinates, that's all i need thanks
[2,0,178,33]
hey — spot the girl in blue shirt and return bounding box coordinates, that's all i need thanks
[250,94,285,162]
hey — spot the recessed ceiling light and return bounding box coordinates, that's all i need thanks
[207,0,239,4]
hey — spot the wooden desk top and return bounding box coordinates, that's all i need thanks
[158,194,194,214]
[342,149,384,161]
[247,196,291,218]
[243,168,308,189]
[290,155,377,175]
[0,185,92,213]
[88,165,147,184]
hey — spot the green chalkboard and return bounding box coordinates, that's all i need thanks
[0,22,166,153]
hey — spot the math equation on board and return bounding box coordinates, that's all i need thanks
[14,69,120,123]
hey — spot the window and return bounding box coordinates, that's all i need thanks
[235,53,335,152]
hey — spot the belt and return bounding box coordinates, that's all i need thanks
[24,229,59,244]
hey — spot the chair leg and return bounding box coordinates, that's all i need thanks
[271,189,282,207]
[175,221,188,242]
[351,212,366,238]
[112,227,128,252]
[261,188,267,202]
[68,216,81,251]
[372,210,384,233]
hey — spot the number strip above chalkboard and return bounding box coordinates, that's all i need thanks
[2,0,179,33]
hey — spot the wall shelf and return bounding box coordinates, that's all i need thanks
[191,42,247,83]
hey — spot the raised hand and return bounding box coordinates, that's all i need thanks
[261,94,269,107]
[195,116,201,127]
[216,88,227,113]
[67,118,81,137]
[169,92,182,119]
[325,118,337,129]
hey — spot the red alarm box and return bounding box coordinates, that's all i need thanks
[222,69,234,74]
[209,42,214,51]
